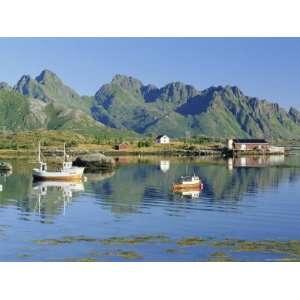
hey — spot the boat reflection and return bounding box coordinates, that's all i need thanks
[0,170,12,192]
[173,188,202,199]
[32,180,84,215]
[0,169,12,177]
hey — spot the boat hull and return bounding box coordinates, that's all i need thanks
[172,183,204,191]
[33,175,83,181]
[32,167,84,181]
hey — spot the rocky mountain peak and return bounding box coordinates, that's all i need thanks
[36,69,61,84]
[159,81,199,102]
[289,107,300,124]
[111,74,143,91]
[17,75,32,85]
[224,85,244,98]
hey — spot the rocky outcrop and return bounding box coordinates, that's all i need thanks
[0,82,12,91]
[73,153,116,172]
[0,161,13,171]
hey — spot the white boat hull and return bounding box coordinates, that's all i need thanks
[32,167,84,181]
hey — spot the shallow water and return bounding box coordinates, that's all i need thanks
[0,154,300,261]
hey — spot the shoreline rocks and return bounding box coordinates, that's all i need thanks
[73,153,116,172]
[0,161,13,171]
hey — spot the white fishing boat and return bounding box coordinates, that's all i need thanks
[172,175,204,191]
[32,142,85,181]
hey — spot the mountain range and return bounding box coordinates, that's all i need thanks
[1,69,300,140]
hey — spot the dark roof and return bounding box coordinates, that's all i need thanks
[156,135,168,139]
[233,139,268,144]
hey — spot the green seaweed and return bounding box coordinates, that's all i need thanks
[34,234,170,247]
[16,253,32,258]
[105,250,143,259]
[177,237,206,246]
[207,251,235,262]
[274,256,300,262]
[77,257,97,262]
[32,234,300,262]
[212,239,300,258]
[165,248,187,254]
[34,236,97,245]
[101,235,170,245]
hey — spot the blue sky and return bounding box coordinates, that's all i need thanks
[0,38,299,109]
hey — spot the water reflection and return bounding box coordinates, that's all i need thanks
[33,181,84,198]
[160,160,170,173]
[0,156,300,217]
[1,156,300,261]
[31,181,84,219]
[173,189,201,199]
[0,170,12,177]
[227,155,285,170]
[0,170,12,193]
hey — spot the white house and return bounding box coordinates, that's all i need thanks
[156,135,170,144]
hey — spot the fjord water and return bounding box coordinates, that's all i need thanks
[0,155,300,261]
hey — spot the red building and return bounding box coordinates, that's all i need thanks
[115,143,129,151]
[228,139,269,151]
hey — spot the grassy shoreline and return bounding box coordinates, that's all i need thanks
[0,129,296,160]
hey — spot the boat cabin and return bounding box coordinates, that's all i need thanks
[63,161,73,170]
[39,162,47,172]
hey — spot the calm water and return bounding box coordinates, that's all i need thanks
[0,154,300,261]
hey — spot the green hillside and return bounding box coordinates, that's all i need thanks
[92,75,300,139]
[0,89,135,141]
[0,90,42,130]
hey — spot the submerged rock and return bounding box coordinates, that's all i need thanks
[73,153,116,171]
[0,161,12,171]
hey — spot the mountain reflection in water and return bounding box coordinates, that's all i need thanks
[0,155,300,261]
[0,155,300,216]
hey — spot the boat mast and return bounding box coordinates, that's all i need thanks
[63,143,66,162]
[38,142,41,163]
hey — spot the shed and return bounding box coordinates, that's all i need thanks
[115,143,129,150]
